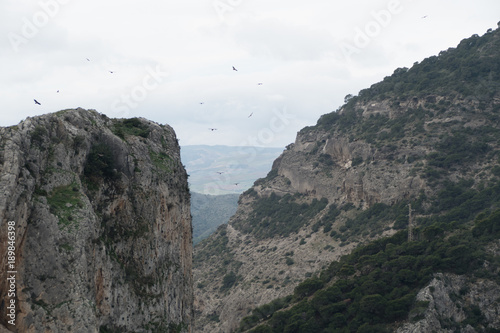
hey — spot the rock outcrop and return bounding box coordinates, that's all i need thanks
[397,273,500,332]
[0,109,193,332]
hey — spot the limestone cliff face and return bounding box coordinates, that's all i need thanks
[0,109,193,332]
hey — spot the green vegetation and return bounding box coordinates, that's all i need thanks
[235,168,500,331]
[83,143,118,188]
[235,148,500,331]
[99,325,119,333]
[306,28,500,158]
[351,29,500,103]
[312,204,341,233]
[112,118,150,139]
[419,179,500,227]
[104,320,188,333]
[426,131,490,169]
[191,192,239,244]
[239,207,500,332]
[341,202,409,239]
[235,28,500,333]
[233,193,328,239]
[254,169,279,186]
[47,182,83,229]
[72,135,85,153]
[31,125,47,147]
[149,150,174,173]
[194,225,242,276]
[221,271,240,292]
[58,243,74,252]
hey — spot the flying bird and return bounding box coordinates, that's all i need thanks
[232,66,238,71]
[217,171,224,175]
[209,128,217,131]
[86,58,90,61]
[234,183,239,186]
[257,83,263,85]
[109,71,114,74]
[422,15,428,19]
[34,99,41,105]
[248,112,253,118]
[57,90,59,93]
[200,102,204,105]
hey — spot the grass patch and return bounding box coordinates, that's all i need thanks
[47,183,82,229]
[149,150,173,173]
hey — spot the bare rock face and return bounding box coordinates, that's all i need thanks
[0,109,193,332]
[274,131,426,208]
[397,273,500,333]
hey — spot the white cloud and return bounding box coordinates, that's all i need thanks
[1,0,500,147]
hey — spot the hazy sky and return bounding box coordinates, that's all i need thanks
[1,0,499,148]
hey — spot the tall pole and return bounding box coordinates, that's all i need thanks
[408,204,413,242]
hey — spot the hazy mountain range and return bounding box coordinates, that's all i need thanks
[181,145,283,195]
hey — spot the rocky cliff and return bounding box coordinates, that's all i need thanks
[0,109,193,332]
[397,270,500,333]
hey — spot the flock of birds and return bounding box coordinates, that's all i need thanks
[204,65,261,132]
[33,60,260,188]
[207,65,263,187]
[33,14,429,107]
[33,57,115,106]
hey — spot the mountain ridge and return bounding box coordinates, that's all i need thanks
[193,26,500,332]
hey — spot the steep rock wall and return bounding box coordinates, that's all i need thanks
[0,109,193,332]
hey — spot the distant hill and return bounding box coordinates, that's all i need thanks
[191,192,239,245]
[181,145,283,195]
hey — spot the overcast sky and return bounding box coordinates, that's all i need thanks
[1,0,499,148]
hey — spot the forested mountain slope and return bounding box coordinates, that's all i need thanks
[194,26,500,332]
[191,192,239,244]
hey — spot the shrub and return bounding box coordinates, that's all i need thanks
[221,271,238,292]
[294,277,324,300]
[112,118,150,139]
[233,193,328,239]
[83,143,117,185]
